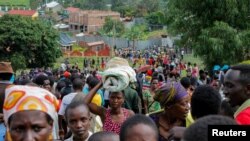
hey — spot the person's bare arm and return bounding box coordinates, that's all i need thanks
[144,100,149,113]
[84,82,106,119]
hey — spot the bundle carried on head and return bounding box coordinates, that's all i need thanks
[100,57,136,92]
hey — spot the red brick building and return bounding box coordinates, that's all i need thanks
[67,9,120,33]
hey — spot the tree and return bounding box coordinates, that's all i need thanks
[111,0,138,17]
[124,25,147,50]
[0,15,61,71]
[145,11,165,30]
[101,17,125,37]
[83,0,106,10]
[166,0,250,70]
[136,0,160,16]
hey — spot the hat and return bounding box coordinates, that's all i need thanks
[3,85,59,141]
[3,85,59,124]
[221,65,229,71]
[64,71,71,78]
[0,62,13,73]
[213,65,221,71]
[154,82,188,107]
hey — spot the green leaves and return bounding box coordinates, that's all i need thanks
[166,0,250,70]
[0,15,61,71]
[101,17,125,37]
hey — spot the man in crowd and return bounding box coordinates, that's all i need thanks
[64,101,92,141]
[0,62,14,140]
[223,64,250,124]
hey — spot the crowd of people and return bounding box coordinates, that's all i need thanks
[0,47,250,141]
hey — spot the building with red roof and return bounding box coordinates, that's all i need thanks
[8,10,38,19]
[66,7,80,13]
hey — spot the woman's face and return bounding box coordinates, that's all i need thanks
[9,110,53,141]
[167,95,190,120]
[42,80,51,91]
[109,92,124,109]
[151,79,159,90]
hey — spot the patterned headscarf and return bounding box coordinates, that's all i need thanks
[3,85,59,140]
[154,82,188,107]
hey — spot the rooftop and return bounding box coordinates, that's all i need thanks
[87,41,105,46]
[66,7,80,13]
[8,10,37,16]
[46,1,59,8]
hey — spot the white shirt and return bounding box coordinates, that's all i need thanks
[104,89,110,100]
[64,131,92,141]
[58,92,78,116]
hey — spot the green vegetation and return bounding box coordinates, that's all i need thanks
[53,56,110,70]
[0,0,30,7]
[0,15,61,71]
[146,30,167,39]
[240,60,250,65]
[183,54,204,69]
[166,0,250,70]
[124,25,147,50]
[72,44,87,52]
[100,17,125,37]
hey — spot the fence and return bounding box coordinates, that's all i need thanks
[62,46,110,57]
[76,35,163,50]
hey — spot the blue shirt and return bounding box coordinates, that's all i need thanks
[0,123,6,141]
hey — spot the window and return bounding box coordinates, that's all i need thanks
[85,26,87,32]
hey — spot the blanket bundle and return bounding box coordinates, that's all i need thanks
[100,57,137,92]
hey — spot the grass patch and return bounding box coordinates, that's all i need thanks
[0,0,30,7]
[146,30,167,39]
[183,54,204,69]
[53,56,111,71]
[72,44,87,52]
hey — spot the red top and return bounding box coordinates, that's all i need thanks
[103,108,129,134]
[235,107,250,125]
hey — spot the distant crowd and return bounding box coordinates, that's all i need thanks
[0,46,250,141]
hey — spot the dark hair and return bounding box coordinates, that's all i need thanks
[89,131,118,141]
[65,101,90,121]
[72,78,83,90]
[56,80,66,92]
[70,73,80,82]
[220,100,235,118]
[48,76,54,87]
[34,74,49,86]
[199,69,205,76]
[86,76,94,84]
[88,77,99,89]
[180,77,191,89]
[120,114,158,141]
[60,79,73,98]
[230,64,250,84]
[0,73,13,81]
[183,115,237,141]
[191,85,222,119]
[190,77,197,87]
[19,78,31,85]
